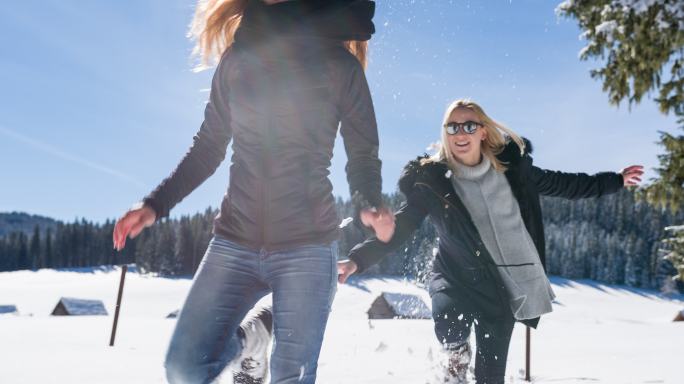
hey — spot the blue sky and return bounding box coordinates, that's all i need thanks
[0,0,677,224]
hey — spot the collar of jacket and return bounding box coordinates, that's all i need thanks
[399,137,533,196]
[234,0,375,50]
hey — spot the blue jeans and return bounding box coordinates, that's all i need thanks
[165,236,338,384]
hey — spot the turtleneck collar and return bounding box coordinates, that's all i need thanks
[451,155,492,181]
[234,0,375,50]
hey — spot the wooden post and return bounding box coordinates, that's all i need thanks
[109,265,128,346]
[525,326,531,381]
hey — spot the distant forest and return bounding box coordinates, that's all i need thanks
[1,190,682,292]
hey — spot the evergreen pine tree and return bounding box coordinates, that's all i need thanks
[157,220,178,275]
[0,237,7,271]
[29,225,41,270]
[662,225,684,280]
[7,232,19,271]
[175,216,195,275]
[17,232,29,270]
[44,228,53,268]
[558,0,684,279]
[134,228,157,274]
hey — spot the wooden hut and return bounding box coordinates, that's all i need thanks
[674,309,684,322]
[367,292,431,320]
[51,298,107,316]
[166,309,179,319]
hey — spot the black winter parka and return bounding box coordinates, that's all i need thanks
[349,139,624,327]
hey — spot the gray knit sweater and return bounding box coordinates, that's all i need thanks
[450,156,555,320]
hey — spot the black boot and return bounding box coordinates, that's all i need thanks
[443,342,471,384]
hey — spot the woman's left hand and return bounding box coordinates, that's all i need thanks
[360,206,396,243]
[337,260,358,284]
[620,165,644,186]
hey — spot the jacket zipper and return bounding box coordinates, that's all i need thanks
[413,181,534,268]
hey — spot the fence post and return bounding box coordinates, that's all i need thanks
[525,326,531,381]
[109,264,128,346]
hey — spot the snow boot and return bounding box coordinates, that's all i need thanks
[231,307,273,384]
[443,341,472,384]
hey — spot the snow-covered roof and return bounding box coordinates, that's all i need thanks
[0,305,18,315]
[53,298,108,316]
[375,292,431,319]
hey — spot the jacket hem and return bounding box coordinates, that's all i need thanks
[212,226,340,253]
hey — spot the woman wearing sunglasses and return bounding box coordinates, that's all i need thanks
[337,99,643,383]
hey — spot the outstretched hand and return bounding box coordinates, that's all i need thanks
[112,203,156,251]
[621,165,644,187]
[360,206,396,243]
[337,259,358,284]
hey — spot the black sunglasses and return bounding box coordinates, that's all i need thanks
[444,121,483,135]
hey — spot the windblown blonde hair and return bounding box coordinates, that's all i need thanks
[423,99,526,172]
[188,0,369,71]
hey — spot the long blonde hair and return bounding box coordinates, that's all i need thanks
[423,99,526,172]
[188,0,369,70]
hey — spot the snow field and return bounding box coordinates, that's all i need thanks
[1,268,683,383]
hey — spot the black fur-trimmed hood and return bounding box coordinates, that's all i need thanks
[497,136,532,164]
[398,137,533,196]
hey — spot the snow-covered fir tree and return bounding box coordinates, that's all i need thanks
[558,0,684,280]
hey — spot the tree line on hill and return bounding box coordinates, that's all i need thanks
[0,190,682,292]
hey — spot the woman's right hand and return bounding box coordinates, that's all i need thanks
[337,260,358,284]
[113,203,157,251]
[360,206,396,243]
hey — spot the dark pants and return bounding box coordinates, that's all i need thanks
[431,288,515,384]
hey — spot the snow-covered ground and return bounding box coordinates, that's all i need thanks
[1,267,682,383]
